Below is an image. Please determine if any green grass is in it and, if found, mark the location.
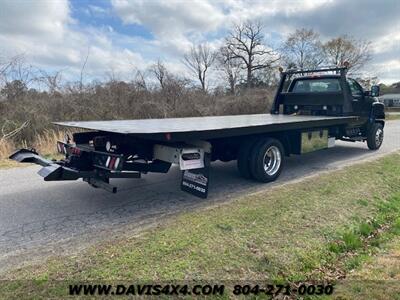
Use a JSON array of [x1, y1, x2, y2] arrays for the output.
[[329, 192, 400, 299], [386, 107, 400, 112], [358, 222, 374, 237], [333, 235, 400, 300], [342, 231, 363, 251], [0, 159, 23, 169], [386, 114, 400, 121], [1, 153, 399, 298]]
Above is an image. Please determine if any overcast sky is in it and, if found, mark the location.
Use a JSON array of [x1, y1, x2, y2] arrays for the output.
[[0, 0, 399, 84]]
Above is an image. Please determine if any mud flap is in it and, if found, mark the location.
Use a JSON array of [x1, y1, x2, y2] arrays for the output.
[[180, 153, 210, 198]]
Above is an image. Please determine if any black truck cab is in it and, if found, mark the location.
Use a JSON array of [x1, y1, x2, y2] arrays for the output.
[[346, 77, 380, 118], [273, 67, 383, 118], [271, 66, 385, 149]]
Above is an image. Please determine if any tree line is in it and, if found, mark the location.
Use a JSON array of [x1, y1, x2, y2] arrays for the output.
[[0, 21, 398, 144], [181, 22, 373, 93], [0, 21, 376, 99]]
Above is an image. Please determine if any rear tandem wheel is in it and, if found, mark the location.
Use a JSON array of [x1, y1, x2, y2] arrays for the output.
[[237, 137, 285, 183]]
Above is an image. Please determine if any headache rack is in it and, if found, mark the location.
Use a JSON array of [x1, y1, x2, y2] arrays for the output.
[[271, 65, 352, 115], [281, 65, 348, 76]]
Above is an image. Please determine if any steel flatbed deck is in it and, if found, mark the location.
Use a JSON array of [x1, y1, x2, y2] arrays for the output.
[[55, 114, 358, 141]]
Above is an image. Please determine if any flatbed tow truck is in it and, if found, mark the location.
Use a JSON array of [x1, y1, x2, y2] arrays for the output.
[[10, 66, 385, 198]]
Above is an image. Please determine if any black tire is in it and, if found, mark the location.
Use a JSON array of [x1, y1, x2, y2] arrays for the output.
[[367, 123, 384, 150], [237, 138, 257, 179], [249, 138, 285, 183]]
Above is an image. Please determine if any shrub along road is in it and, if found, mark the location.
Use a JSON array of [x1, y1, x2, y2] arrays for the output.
[[0, 121, 399, 276]]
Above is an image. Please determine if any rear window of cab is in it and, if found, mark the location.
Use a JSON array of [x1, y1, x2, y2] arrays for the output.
[[291, 78, 342, 93]]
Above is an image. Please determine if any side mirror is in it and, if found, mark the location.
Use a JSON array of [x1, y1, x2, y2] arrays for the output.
[[371, 85, 380, 97]]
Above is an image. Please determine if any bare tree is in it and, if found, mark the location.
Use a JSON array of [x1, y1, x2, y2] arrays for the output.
[[225, 20, 279, 88], [38, 69, 63, 94], [79, 47, 90, 92], [323, 35, 372, 71], [133, 69, 147, 90], [0, 54, 37, 88], [149, 59, 169, 89], [252, 67, 281, 87], [217, 46, 242, 94], [0, 57, 15, 84], [104, 66, 118, 83], [183, 44, 216, 91], [281, 28, 323, 70]]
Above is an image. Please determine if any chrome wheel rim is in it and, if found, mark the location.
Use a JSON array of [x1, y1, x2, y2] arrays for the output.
[[263, 146, 281, 176], [375, 128, 383, 147]]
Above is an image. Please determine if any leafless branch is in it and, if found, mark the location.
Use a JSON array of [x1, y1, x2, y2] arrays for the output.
[[149, 59, 169, 89], [225, 20, 279, 87], [323, 35, 372, 71], [79, 46, 90, 92], [281, 28, 324, 70], [1, 120, 30, 141], [183, 43, 216, 91]]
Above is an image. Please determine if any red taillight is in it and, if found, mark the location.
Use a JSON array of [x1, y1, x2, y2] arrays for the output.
[[104, 156, 121, 170], [71, 147, 81, 155], [57, 142, 66, 154], [109, 157, 116, 169], [114, 157, 120, 169]]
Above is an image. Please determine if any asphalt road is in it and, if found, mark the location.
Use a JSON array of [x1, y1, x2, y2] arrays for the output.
[[1, 121, 399, 273]]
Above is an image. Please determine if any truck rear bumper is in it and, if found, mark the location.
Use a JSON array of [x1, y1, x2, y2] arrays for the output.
[[9, 144, 207, 197], [9, 148, 151, 194]]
